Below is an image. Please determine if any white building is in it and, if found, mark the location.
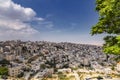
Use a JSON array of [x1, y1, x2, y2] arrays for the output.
[[116, 62, 120, 71], [58, 68, 71, 73]]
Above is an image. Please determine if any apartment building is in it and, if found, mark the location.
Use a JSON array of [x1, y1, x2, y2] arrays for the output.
[[8, 66, 21, 77]]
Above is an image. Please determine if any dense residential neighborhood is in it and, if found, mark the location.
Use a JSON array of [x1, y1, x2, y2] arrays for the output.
[[0, 40, 120, 80], [0, 0, 120, 80]]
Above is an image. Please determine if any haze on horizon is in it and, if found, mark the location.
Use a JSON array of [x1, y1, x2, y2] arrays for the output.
[[0, 0, 104, 46]]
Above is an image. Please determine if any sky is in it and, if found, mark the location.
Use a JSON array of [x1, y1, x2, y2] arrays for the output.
[[0, 0, 105, 45]]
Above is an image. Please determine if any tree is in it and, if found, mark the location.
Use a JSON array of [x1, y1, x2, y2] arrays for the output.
[[91, 0, 120, 55], [17, 72, 24, 78], [40, 64, 46, 69], [0, 67, 8, 75], [0, 59, 10, 66]]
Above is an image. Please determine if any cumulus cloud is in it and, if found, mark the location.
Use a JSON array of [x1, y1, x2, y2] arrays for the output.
[[0, 0, 43, 40]]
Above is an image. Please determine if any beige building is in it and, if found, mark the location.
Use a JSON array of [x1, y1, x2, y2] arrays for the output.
[[58, 68, 71, 73], [116, 62, 120, 71], [5, 54, 16, 61], [8, 66, 21, 77], [0, 47, 3, 53]]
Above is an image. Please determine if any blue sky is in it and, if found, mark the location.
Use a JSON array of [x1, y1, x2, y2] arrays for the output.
[[0, 0, 104, 45]]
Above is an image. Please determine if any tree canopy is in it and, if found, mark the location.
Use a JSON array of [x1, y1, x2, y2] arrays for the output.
[[0, 59, 10, 66], [0, 67, 8, 75], [91, 0, 120, 55]]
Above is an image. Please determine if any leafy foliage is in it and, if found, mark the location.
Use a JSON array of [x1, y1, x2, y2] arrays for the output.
[[40, 64, 46, 69], [0, 67, 8, 75], [0, 59, 10, 66], [91, 0, 120, 54]]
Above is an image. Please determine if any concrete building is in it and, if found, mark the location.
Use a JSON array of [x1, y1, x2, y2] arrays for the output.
[[116, 62, 120, 71], [8, 66, 21, 77], [5, 54, 16, 61]]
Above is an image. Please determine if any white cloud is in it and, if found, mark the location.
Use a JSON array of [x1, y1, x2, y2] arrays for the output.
[[37, 21, 54, 29], [0, 0, 43, 40], [0, 0, 36, 21]]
